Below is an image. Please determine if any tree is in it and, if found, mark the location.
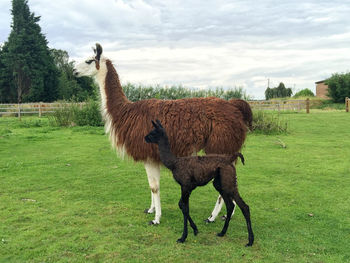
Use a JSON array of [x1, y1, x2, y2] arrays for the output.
[[264, 82, 293, 100], [0, 0, 58, 103], [264, 87, 271, 100], [326, 73, 350, 103], [0, 45, 17, 103], [50, 48, 97, 101]]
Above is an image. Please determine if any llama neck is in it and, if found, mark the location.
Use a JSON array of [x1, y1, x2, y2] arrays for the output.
[[158, 135, 177, 170], [97, 59, 130, 118]]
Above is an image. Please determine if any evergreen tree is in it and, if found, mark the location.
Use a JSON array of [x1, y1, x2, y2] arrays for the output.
[[0, 0, 58, 103], [0, 45, 17, 103], [265, 87, 272, 100], [276, 82, 285, 97]]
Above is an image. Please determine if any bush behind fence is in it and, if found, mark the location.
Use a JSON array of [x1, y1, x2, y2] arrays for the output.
[[48, 100, 103, 127], [122, 83, 250, 101]]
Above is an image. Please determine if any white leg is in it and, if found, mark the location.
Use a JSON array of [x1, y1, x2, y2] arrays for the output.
[[206, 196, 237, 222], [144, 162, 161, 225], [144, 191, 155, 214], [228, 200, 237, 218], [206, 195, 224, 223]]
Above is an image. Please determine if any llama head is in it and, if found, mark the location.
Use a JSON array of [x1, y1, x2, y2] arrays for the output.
[[74, 43, 104, 78], [145, 120, 166, 144]]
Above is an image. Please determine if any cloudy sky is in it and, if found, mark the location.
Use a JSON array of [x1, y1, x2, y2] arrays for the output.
[[1, 0, 350, 99]]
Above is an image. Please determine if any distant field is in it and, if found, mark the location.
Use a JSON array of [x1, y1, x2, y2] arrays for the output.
[[0, 112, 349, 262]]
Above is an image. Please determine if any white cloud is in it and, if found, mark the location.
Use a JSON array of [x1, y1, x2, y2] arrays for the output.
[[1, 0, 350, 99]]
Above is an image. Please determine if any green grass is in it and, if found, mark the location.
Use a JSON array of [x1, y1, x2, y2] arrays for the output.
[[1, 113, 350, 262]]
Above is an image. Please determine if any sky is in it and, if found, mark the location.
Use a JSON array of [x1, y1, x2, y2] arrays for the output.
[[1, 0, 350, 99]]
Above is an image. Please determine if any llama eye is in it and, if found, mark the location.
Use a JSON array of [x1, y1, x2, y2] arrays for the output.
[[86, 60, 94, 64]]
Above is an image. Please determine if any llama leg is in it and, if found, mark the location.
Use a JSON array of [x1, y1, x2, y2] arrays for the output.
[[206, 196, 237, 223], [188, 216, 198, 236], [233, 192, 254, 247], [177, 188, 192, 243], [209, 171, 235, 222], [217, 194, 234, 237], [179, 193, 198, 236], [212, 168, 235, 237], [144, 192, 155, 214], [144, 162, 161, 225], [220, 200, 237, 221], [205, 195, 224, 223]]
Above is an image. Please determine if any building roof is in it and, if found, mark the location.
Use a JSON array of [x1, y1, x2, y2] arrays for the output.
[[315, 80, 327, 84]]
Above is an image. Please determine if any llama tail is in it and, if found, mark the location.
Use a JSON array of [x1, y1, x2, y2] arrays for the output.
[[232, 152, 245, 165], [229, 99, 253, 130]]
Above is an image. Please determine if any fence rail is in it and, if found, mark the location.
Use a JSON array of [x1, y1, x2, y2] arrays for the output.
[[0, 98, 348, 118], [0, 102, 84, 118], [247, 99, 324, 113]]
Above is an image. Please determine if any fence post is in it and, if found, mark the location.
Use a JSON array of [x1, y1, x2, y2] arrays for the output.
[[39, 102, 42, 117], [17, 103, 21, 120], [346, 97, 349, 112], [306, 98, 310, 114]]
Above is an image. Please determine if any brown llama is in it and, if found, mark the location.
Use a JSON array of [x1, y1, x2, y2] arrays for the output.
[[145, 120, 254, 246], [74, 43, 252, 225]]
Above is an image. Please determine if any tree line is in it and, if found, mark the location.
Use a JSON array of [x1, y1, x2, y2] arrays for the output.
[[263, 76, 350, 102], [264, 82, 293, 100]]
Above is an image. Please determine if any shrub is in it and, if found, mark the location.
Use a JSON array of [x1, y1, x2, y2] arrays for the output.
[[293, 89, 314, 98], [49, 100, 103, 127], [48, 104, 75, 127], [252, 111, 288, 134], [316, 100, 345, 110], [73, 100, 103, 126]]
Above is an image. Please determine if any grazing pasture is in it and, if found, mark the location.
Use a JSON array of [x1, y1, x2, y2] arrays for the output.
[[0, 112, 349, 262]]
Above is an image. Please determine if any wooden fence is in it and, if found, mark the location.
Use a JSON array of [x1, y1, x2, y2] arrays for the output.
[[0, 98, 348, 118], [247, 99, 317, 112], [0, 102, 84, 118]]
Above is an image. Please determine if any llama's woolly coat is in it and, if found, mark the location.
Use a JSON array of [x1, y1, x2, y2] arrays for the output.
[[103, 60, 248, 163], [171, 154, 240, 189]]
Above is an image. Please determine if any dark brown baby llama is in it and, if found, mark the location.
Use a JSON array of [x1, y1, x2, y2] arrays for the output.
[[145, 120, 254, 246]]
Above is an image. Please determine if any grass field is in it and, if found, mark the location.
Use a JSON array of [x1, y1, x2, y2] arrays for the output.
[[1, 112, 350, 262]]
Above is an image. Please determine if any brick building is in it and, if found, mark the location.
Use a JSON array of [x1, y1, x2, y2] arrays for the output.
[[315, 80, 329, 99]]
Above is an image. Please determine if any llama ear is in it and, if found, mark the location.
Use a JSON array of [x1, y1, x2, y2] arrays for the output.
[[151, 120, 158, 128], [95, 43, 103, 61], [156, 119, 163, 128]]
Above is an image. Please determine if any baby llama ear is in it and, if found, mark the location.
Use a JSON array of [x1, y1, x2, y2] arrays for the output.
[[151, 120, 158, 128], [156, 119, 163, 128]]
